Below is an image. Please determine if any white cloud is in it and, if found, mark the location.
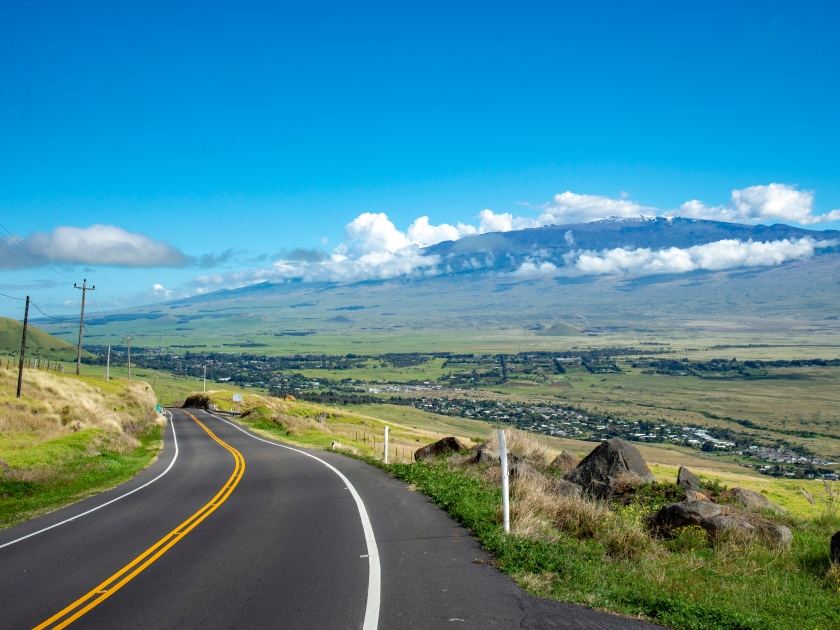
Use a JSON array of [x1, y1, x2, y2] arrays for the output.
[[670, 183, 840, 225], [406, 216, 477, 247], [345, 213, 413, 253], [0, 224, 189, 269], [476, 209, 540, 233], [537, 191, 654, 225], [569, 237, 836, 276], [511, 260, 559, 277]]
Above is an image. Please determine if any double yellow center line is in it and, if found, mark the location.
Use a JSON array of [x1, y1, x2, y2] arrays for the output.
[[34, 412, 245, 630]]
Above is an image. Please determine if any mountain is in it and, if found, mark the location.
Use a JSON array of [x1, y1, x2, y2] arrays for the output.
[[0, 318, 85, 359], [33, 218, 840, 345], [426, 217, 840, 274]]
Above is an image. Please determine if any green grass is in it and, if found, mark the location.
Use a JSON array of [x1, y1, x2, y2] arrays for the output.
[[0, 423, 163, 529], [0, 317, 86, 360], [374, 459, 840, 630]]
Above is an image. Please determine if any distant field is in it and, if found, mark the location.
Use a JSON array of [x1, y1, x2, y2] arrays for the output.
[[31, 299, 840, 461], [347, 403, 829, 517]]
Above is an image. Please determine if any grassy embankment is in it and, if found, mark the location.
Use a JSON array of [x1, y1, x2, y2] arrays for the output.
[[0, 365, 164, 529], [198, 389, 840, 630]]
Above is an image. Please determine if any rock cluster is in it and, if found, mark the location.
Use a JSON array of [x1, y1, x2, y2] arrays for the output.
[[563, 438, 655, 499], [413, 437, 468, 461], [413, 436, 797, 548], [649, 465, 792, 546]]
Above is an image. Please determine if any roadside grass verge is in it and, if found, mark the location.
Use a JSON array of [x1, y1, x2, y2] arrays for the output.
[[375, 459, 840, 630], [192, 389, 840, 629], [0, 366, 164, 529]]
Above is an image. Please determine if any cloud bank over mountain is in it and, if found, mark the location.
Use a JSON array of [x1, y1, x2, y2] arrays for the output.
[[568, 237, 837, 276], [145, 183, 840, 300]]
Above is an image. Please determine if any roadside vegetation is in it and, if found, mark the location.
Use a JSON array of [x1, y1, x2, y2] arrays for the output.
[[199, 388, 840, 630], [377, 432, 840, 630], [0, 365, 164, 529]]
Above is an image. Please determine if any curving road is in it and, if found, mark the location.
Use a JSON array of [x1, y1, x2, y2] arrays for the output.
[[0, 409, 661, 629]]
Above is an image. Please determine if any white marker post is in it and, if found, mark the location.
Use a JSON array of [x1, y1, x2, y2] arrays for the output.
[[498, 429, 510, 533], [384, 426, 389, 464]]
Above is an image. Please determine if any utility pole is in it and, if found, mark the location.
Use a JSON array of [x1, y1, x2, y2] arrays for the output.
[[74, 279, 95, 375], [106, 345, 111, 382], [124, 336, 133, 381], [16, 296, 30, 398], [203, 365, 207, 392]]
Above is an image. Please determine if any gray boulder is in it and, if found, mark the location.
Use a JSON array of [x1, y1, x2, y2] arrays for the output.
[[549, 451, 581, 473], [650, 500, 721, 531], [677, 467, 702, 492], [761, 524, 793, 547], [731, 487, 784, 513], [551, 479, 582, 498], [700, 515, 755, 536], [510, 461, 539, 480], [469, 444, 521, 466], [470, 444, 500, 464], [414, 437, 467, 461], [564, 438, 655, 497]]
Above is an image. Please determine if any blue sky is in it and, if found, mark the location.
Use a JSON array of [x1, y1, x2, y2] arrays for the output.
[[2, 1, 839, 317]]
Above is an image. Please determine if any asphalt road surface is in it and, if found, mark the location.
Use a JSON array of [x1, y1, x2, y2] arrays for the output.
[[0, 408, 663, 629]]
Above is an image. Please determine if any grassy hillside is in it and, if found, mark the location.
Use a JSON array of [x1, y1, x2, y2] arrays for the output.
[[0, 366, 164, 528], [188, 389, 840, 629], [0, 317, 88, 360]]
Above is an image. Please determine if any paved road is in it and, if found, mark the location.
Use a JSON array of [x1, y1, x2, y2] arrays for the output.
[[0, 409, 662, 629]]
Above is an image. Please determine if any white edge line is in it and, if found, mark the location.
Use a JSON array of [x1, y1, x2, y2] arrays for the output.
[[0, 411, 180, 550], [205, 411, 381, 630]]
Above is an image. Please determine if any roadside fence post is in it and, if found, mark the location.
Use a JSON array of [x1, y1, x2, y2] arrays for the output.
[[384, 426, 389, 464], [498, 429, 510, 533]]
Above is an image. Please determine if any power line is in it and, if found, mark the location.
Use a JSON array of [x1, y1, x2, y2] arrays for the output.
[[28, 301, 71, 323], [0, 222, 76, 283], [0, 292, 26, 301]]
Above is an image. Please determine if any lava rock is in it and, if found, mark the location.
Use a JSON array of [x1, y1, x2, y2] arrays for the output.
[[677, 466, 702, 492], [469, 444, 522, 466], [549, 451, 581, 473], [832, 531, 840, 562], [700, 515, 755, 536], [761, 524, 793, 547], [650, 500, 722, 531], [731, 487, 784, 513], [564, 438, 655, 497], [510, 462, 539, 480], [551, 479, 582, 498], [414, 437, 467, 461]]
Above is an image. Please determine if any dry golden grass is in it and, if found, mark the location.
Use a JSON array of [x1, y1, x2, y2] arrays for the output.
[[484, 428, 554, 465], [0, 365, 163, 461]]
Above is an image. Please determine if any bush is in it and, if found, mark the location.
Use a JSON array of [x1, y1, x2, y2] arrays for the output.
[[183, 393, 211, 409]]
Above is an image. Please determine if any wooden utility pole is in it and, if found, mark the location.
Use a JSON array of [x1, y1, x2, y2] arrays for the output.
[[106, 345, 111, 381], [74, 279, 94, 375], [16, 296, 30, 398], [203, 364, 207, 392], [124, 336, 133, 381]]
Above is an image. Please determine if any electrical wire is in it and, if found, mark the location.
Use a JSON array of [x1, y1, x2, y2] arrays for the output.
[[0, 222, 77, 283], [29, 301, 71, 323], [0, 292, 26, 301]]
